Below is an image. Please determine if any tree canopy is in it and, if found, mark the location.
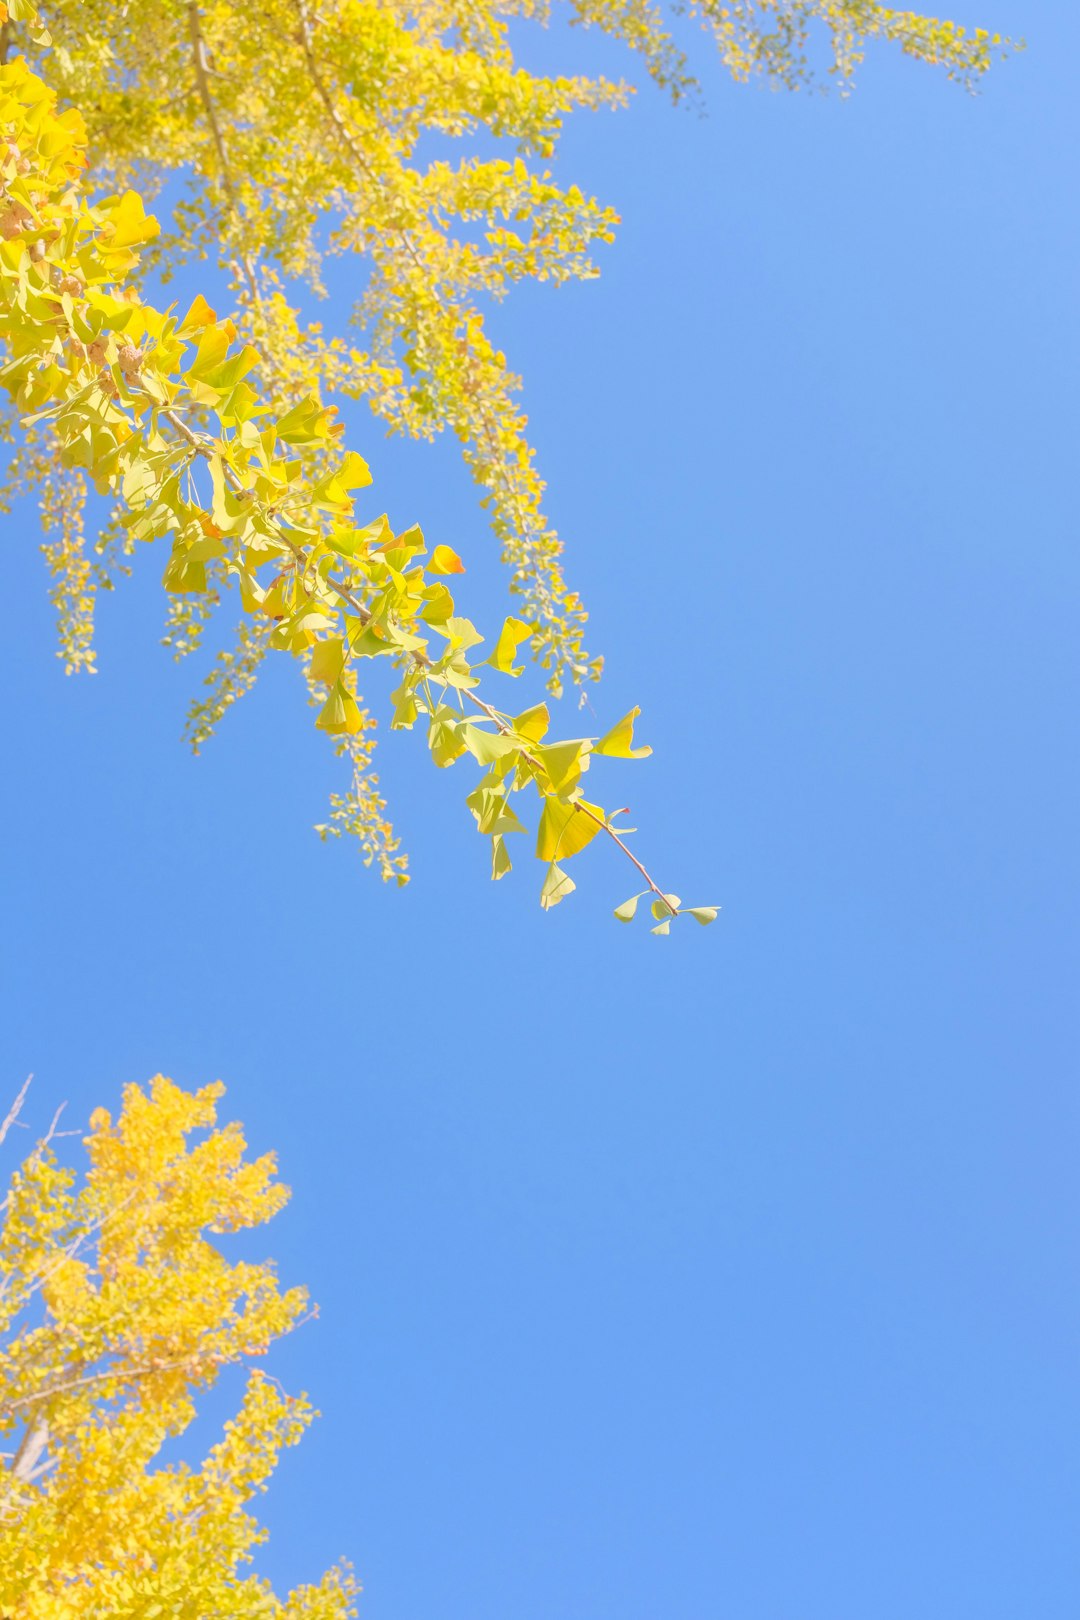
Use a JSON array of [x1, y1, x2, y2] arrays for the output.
[[0, 0, 1012, 925], [1, 1075, 357, 1617], [0, 3, 1016, 926], [0, 2, 1018, 1605]]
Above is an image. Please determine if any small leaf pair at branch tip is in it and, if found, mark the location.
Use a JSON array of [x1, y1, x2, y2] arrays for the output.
[[614, 893, 720, 933]]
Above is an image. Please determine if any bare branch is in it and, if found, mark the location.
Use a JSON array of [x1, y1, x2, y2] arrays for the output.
[[9, 1413, 48, 1484], [0, 1076, 32, 1150]]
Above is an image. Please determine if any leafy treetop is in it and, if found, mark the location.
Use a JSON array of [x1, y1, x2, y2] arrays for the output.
[[0, 1073, 356, 1619]]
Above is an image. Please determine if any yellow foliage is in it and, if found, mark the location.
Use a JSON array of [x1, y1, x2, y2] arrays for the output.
[[0, 32, 716, 923], [0, 0, 1011, 924], [0, 1076, 357, 1619], [18, 0, 1013, 697]]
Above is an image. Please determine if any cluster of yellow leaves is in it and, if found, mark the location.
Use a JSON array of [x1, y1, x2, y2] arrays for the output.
[[29, 0, 625, 696], [0, 0, 1010, 920], [0, 1075, 357, 1619], [692, 2, 1012, 90], [0, 27, 712, 925], [20, 0, 1013, 701]]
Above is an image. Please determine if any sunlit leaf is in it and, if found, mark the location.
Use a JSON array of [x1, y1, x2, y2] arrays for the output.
[[594, 706, 652, 759], [429, 543, 466, 575], [536, 796, 604, 862], [539, 861, 576, 910], [488, 615, 533, 674]]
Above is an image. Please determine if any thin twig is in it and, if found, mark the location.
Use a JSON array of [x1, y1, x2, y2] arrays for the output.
[[41, 1102, 65, 1145], [0, 1085, 77, 1217], [0, 1076, 32, 1150]]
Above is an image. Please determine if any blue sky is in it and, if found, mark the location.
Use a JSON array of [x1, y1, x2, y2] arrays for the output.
[[3, 3, 1079, 1616]]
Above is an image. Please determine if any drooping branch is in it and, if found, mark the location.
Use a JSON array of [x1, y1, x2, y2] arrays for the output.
[[159, 405, 678, 913]]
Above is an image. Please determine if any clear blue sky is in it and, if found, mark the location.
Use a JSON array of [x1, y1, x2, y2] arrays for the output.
[[3, 4, 1078, 1616]]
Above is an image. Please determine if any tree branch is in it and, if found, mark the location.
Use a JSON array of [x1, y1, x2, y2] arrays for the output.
[[9, 1413, 48, 1484], [0, 1076, 32, 1150], [185, 3, 260, 307], [157, 403, 676, 912]]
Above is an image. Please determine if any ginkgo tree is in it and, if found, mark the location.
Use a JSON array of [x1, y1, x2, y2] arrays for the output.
[[0, 1074, 358, 1618], [0, 3, 1018, 1603], [0, 0, 1013, 926]]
